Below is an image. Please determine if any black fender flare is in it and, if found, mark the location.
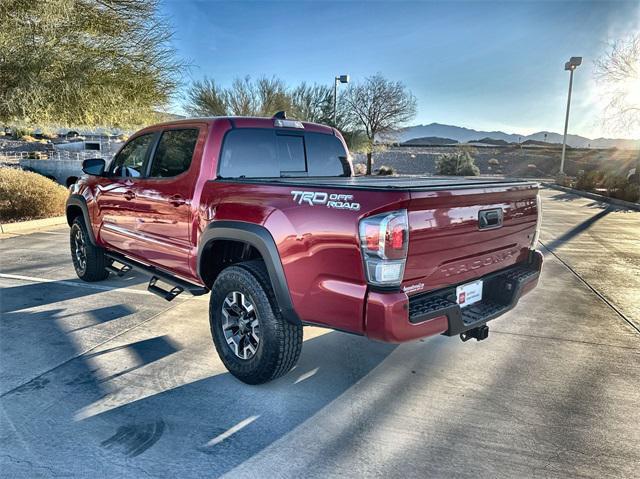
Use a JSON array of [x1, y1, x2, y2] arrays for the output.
[[66, 194, 97, 245], [197, 221, 300, 325]]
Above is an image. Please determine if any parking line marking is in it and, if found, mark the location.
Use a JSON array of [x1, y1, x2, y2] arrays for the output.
[[204, 416, 260, 447], [0, 273, 153, 296]]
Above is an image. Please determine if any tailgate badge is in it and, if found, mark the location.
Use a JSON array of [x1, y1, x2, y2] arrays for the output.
[[403, 283, 424, 294]]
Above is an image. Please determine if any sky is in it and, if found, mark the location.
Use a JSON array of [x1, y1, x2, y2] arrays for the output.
[[160, 0, 640, 139]]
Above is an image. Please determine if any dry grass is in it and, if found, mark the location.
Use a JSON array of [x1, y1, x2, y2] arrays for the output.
[[0, 168, 68, 222]]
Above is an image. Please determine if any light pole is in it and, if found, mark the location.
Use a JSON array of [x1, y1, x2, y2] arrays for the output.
[[333, 74, 349, 126], [560, 56, 582, 176]]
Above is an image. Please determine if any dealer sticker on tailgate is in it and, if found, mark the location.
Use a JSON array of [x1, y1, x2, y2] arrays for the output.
[[456, 280, 483, 307]]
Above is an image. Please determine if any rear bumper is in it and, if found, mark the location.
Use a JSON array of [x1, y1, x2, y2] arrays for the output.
[[364, 250, 543, 343]]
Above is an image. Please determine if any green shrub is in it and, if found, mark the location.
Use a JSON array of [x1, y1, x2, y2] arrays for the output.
[[436, 150, 480, 176], [0, 168, 68, 222]]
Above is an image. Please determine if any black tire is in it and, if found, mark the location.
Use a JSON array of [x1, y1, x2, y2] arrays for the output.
[[70, 216, 110, 282], [209, 260, 303, 385]]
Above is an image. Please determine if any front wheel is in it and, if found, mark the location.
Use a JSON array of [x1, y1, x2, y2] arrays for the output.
[[209, 260, 303, 384], [70, 217, 110, 282]]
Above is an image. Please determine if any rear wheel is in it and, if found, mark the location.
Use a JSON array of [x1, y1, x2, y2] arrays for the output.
[[209, 260, 303, 384], [70, 217, 110, 282]]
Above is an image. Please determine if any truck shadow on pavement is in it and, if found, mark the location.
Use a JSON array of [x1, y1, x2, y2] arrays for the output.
[[1, 317, 404, 476], [1, 276, 407, 476], [541, 206, 612, 254]]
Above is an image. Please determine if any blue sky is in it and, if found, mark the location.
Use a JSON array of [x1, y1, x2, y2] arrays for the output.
[[160, 0, 640, 139]]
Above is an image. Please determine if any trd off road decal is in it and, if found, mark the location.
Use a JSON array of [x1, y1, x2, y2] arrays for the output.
[[291, 190, 360, 211]]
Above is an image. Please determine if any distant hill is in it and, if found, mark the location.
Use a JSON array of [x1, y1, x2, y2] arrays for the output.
[[521, 139, 562, 147], [402, 136, 458, 146], [471, 137, 510, 146], [380, 122, 640, 149]]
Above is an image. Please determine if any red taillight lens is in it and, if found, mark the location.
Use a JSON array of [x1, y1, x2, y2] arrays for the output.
[[359, 210, 409, 286], [364, 223, 380, 252]]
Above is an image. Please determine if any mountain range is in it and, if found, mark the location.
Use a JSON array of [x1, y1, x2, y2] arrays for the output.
[[385, 123, 640, 149]]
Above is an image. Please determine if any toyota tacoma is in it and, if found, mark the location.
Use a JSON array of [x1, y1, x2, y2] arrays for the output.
[[66, 114, 543, 384]]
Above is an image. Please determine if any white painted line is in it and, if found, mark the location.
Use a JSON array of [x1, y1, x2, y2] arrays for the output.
[[294, 367, 319, 384], [204, 415, 260, 447], [0, 273, 152, 296]]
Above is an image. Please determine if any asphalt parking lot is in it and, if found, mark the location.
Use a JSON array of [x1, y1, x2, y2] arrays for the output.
[[1, 187, 639, 478]]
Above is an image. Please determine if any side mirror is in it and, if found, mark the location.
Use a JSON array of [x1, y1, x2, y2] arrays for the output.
[[82, 158, 106, 176]]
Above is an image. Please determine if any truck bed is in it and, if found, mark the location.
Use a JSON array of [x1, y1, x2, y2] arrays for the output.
[[215, 176, 537, 191]]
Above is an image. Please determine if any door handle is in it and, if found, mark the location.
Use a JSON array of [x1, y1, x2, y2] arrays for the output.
[[124, 190, 135, 201], [169, 195, 186, 207]]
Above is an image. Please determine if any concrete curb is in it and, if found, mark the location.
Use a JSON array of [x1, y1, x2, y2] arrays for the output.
[[0, 215, 67, 234], [543, 183, 640, 212]]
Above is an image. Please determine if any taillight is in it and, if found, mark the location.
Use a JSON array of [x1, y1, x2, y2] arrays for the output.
[[359, 210, 409, 287], [531, 194, 542, 248]]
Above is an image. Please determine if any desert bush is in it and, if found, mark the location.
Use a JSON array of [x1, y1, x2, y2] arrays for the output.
[[488, 158, 499, 166], [436, 150, 480, 176], [576, 170, 604, 191], [353, 163, 367, 175], [376, 165, 396, 176], [0, 168, 68, 222], [12, 127, 32, 139], [620, 183, 640, 202]]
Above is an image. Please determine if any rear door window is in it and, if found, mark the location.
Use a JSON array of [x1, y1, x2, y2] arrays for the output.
[[305, 133, 350, 177], [218, 129, 278, 178], [149, 129, 199, 178], [276, 134, 306, 176]]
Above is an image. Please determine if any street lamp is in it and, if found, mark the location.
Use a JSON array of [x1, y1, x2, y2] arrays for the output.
[[560, 56, 582, 176], [333, 74, 349, 126]]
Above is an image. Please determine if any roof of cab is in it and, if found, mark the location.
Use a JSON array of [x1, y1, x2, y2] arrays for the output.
[[138, 116, 336, 135]]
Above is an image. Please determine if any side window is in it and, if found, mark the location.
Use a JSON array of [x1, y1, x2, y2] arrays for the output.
[[149, 129, 199, 178], [305, 133, 351, 177], [111, 134, 154, 178], [276, 134, 306, 175], [219, 129, 278, 178]]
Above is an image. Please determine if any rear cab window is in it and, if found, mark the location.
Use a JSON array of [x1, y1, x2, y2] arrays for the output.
[[218, 128, 350, 178]]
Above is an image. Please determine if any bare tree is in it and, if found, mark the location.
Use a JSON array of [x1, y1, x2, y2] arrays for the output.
[[594, 34, 640, 134], [342, 74, 417, 174]]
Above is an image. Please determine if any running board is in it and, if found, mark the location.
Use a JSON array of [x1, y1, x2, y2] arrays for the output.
[[148, 276, 184, 302], [106, 261, 132, 277], [105, 252, 208, 300]]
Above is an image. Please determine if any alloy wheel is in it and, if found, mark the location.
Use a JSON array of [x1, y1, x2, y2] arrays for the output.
[[221, 291, 260, 360], [73, 227, 87, 275]]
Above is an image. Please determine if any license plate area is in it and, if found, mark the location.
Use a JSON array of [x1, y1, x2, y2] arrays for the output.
[[456, 280, 483, 308]]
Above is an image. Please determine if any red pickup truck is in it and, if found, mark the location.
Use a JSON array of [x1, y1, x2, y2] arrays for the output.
[[67, 115, 542, 384]]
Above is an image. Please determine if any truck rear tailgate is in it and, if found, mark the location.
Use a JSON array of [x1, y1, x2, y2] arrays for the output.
[[403, 182, 539, 295]]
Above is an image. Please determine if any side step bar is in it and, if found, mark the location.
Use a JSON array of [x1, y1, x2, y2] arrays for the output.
[[106, 252, 208, 301]]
